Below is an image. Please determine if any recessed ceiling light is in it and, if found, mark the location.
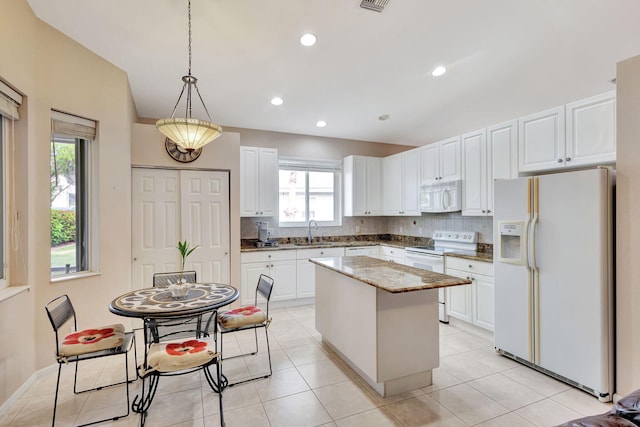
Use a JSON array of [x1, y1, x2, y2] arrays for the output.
[[432, 65, 447, 77], [270, 97, 283, 106], [300, 33, 317, 47], [316, 120, 327, 128]]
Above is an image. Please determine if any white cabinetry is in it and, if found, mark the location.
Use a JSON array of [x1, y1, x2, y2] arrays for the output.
[[462, 121, 518, 216], [345, 246, 379, 257], [420, 137, 461, 184], [565, 91, 616, 168], [296, 247, 344, 298], [445, 257, 494, 331], [344, 155, 382, 216], [519, 91, 616, 173], [240, 250, 296, 304], [378, 245, 407, 265], [519, 106, 566, 172], [240, 147, 278, 217], [382, 149, 421, 216]]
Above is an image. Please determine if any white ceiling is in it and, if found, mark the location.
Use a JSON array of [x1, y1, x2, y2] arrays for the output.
[[27, 0, 640, 146]]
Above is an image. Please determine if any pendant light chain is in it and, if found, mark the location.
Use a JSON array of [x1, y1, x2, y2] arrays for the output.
[[155, 0, 222, 151]]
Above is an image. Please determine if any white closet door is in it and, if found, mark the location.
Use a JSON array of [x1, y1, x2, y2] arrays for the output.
[[180, 170, 230, 284], [132, 168, 230, 289]]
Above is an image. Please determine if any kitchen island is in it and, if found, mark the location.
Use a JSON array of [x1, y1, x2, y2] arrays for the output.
[[310, 256, 471, 397]]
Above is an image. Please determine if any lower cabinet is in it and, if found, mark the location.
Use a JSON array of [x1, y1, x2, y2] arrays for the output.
[[241, 247, 345, 304], [445, 257, 494, 331], [378, 245, 408, 265], [296, 247, 345, 298], [240, 250, 297, 305], [344, 246, 379, 257]]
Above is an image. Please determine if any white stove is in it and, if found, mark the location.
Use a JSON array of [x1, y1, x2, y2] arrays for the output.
[[405, 230, 478, 323]]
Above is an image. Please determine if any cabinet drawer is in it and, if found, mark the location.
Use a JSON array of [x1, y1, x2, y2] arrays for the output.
[[345, 246, 378, 257], [380, 245, 405, 258], [296, 247, 344, 260], [446, 257, 493, 276], [241, 249, 296, 264]]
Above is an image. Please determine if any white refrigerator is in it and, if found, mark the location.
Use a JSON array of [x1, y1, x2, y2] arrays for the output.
[[493, 168, 614, 401]]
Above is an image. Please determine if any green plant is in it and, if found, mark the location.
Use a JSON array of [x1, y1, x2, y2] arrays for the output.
[[50, 209, 76, 246], [177, 240, 198, 283]]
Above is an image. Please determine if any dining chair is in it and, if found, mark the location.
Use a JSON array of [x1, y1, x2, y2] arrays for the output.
[[135, 311, 225, 426], [45, 294, 135, 426], [216, 274, 274, 386], [150, 270, 211, 340], [152, 270, 196, 287]]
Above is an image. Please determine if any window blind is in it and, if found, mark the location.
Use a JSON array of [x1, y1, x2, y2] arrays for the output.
[[51, 110, 97, 140], [279, 157, 341, 172], [0, 80, 22, 120]]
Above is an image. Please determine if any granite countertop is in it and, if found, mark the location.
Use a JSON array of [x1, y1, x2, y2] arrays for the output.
[[310, 256, 472, 293], [240, 240, 406, 252], [445, 251, 494, 263]]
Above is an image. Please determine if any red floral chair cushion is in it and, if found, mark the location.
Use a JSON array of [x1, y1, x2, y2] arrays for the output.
[[217, 305, 267, 329], [59, 324, 125, 357], [147, 338, 218, 373]]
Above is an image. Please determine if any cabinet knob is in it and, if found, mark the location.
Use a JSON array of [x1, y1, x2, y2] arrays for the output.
[[557, 158, 563, 163], [469, 265, 472, 268], [256, 211, 259, 214], [565, 157, 571, 162], [320, 251, 324, 255], [487, 209, 491, 213], [482, 210, 486, 213]]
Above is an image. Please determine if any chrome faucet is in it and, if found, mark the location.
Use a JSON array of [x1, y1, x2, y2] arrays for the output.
[[307, 220, 318, 244]]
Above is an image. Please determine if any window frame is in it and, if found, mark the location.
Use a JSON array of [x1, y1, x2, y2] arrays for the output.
[[277, 158, 342, 228], [50, 133, 96, 280], [0, 118, 6, 289]]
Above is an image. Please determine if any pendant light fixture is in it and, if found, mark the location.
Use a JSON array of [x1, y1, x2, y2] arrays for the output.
[[156, 0, 222, 152]]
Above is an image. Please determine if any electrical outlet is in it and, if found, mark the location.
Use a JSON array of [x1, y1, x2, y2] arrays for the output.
[[355, 225, 360, 234]]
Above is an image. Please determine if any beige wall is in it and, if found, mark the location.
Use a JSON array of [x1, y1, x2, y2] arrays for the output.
[[225, 126, 411, 159], [0, 0, 135, 405], [615, 54, 640, 396], [131, 124, 242, 296]]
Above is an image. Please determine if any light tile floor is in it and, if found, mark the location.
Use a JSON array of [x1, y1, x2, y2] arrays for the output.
[[1, 304, 613, 426]]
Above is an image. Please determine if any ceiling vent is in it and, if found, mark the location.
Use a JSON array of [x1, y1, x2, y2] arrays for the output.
[[360, 0, 389, 12]]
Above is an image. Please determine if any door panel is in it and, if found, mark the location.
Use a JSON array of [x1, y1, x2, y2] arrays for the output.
[[132, 168, 230, 290]]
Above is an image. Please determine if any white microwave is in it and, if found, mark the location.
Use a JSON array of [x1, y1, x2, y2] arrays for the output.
[[420, 180, 462, 213]]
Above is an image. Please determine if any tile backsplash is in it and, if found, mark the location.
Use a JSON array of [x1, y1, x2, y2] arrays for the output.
[[241, 212, 493, 243]]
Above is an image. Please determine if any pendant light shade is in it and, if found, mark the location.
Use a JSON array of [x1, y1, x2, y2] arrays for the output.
[[156, 0, 222, 152], [156, 117, 222, 151]]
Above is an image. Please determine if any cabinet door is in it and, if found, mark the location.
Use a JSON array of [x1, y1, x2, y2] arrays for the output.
[[565, 91, 616, 167], [439, 136, 462, 181], [383, 154, 403, 215], [420, 144, 440, 184], [240, 147, 260, 216], [518, 106, 566, 172], [258, 148, 278, 217], [296, 259, 316, 298], [473, 273, 494, 331], [241, 262, 270, 305], [489, 120, 518, 181], [366, 157, 383, 215], [445, 268, 472, 323], [270, 260, 297, 301], [402, 150, 421, 216], [461, 130, 487, 216]]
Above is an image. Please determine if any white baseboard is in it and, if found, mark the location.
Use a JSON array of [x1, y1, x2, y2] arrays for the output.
[[0, 364, 58, 422]]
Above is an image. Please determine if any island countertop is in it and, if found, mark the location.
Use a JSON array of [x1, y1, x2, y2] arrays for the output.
[[310, 256, 471, 293]]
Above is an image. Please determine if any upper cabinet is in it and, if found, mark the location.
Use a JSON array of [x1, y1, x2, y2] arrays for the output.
[[462, 121, 518, 216], [518, 106, 566, 172], [461, 129, 488, 216], [240, 146, 278, 217], [519, 91, 616, 173], [343, 155, 382, 216], [383, 148, 421, 216], [420, 136, 461, 184], [565, 91, 616, 168]]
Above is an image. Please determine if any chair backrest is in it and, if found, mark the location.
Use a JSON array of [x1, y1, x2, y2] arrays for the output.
[[256, 274, 274, 303], [45, 294, 77, 333], [153, 270, 197, 287]]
